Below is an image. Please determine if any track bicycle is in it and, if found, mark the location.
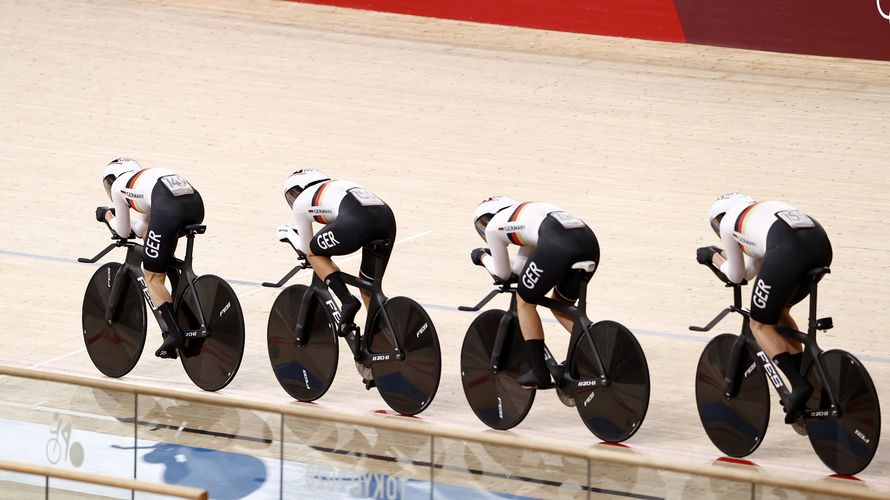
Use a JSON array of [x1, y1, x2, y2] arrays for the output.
[[264, 228, 441, 415], [80, 218, 245, 391], [459, 260, 650, 442], [691, 261, 881, 475]]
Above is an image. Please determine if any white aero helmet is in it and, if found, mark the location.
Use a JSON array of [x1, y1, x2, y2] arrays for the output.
[[474, 196, 519, 240], [283, 169, 331, 207], [102, 158, 141, 199], [708, 192, 754, 235]]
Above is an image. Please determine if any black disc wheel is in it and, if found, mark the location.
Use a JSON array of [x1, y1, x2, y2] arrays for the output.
[[267, 285, 338, 402], [82, 263, 147, 378], [369, 297, 441, 416], [460, 309, 534, 430], [571, 321, 649, 442], [695, 333, 770, 457], [176, 275, 245, 392], [805, 350, 881, 475]]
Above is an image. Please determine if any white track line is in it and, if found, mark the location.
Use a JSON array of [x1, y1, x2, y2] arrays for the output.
[[30, 348, 86, 369]]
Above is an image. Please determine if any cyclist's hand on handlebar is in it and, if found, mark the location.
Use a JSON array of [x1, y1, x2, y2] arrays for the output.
[[276, 224, 298, 242], [471, 247, 491, 266], [275, 224, 309, 262], [95, 206, 115, 222], [696, 246, 722, 265], [492, 273, 518, 286]]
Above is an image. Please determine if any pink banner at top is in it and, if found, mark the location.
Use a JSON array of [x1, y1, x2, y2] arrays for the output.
[[295, 0, 687, 42], [291, 0, 890, 61]]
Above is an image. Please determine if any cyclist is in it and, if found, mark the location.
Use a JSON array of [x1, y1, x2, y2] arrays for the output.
[[280, 169, 396, 331], [471, 197, 600, 389], [698, 192, 832, 423], [97, 158, 205, 359]]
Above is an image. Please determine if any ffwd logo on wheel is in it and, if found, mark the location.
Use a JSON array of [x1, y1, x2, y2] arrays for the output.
[[879, 0, 890, 21]]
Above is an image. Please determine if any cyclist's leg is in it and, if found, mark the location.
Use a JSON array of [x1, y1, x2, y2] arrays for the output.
[[514, 221, 573, 388], [143, 271, 173, 306], [550, 226, 600, 333], [778, 306, 799, 332], [357, 203, 396, 308], [752, 223, 831, 421], [749, 222, 808, 355], [144, 185, 204, 358], [753, 222, 833, 354], [308, 198, 367, 325], [750, 292, 813, 423], [549, 290, 575, 332], [516, 242, 566, 342], [779, 222, 832, 377], [515, 293, 552, 389], [516, 294, 545, 340], [516, 264, 551, 387]]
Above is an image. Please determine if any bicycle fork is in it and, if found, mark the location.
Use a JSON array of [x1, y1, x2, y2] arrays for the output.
[[721, 336, 787, 399], [105, 264, 160, 326], [488, 314, 514, 372], [104, 264, 132, 324], [293, 288, 332, 347]]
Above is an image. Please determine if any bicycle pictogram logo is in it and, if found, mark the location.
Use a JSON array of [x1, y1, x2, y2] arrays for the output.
[[46, 413, 85, 467]]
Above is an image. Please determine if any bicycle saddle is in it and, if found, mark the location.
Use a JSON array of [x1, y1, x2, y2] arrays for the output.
[[806, 266, 831, 282], [182, 224, 206, 235], [571, 261, 597, 273], [366, 239, 391, 253]]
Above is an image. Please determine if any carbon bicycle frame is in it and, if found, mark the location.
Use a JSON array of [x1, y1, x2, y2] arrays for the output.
[[691, 269, 841, 419], [264, 240, 403, 365], [463, 271, 611, 393], [80, 230, 209, 339]]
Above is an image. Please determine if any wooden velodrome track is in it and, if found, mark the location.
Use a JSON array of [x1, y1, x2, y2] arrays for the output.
[[1, 0, 889, 494]]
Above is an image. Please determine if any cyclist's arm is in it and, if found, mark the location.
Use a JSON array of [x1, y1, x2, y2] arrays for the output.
[[744, 256, 760, 280], [131, 213, 148, 238], [512, 246, 532, 275], [718, 228, 746, 283], [291, 200, 313, 254], [107, 187, 131, 238], [481, 227, 512, 280]]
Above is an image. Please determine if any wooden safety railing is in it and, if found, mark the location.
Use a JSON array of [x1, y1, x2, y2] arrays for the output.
[[0, 364, 884, 499], [0, 458, 207, 499]]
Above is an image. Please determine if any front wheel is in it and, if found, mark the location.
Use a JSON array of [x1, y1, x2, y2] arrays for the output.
[[805, 350, 881, 475], [369, 297, 441, 415], [460, 309, 534, 430], [571, 321, 649, 442], [176, 275, 245, 391], [695, 333, 770, 457], [82, 263, 147, 378], [267, 285, 339, 402]]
